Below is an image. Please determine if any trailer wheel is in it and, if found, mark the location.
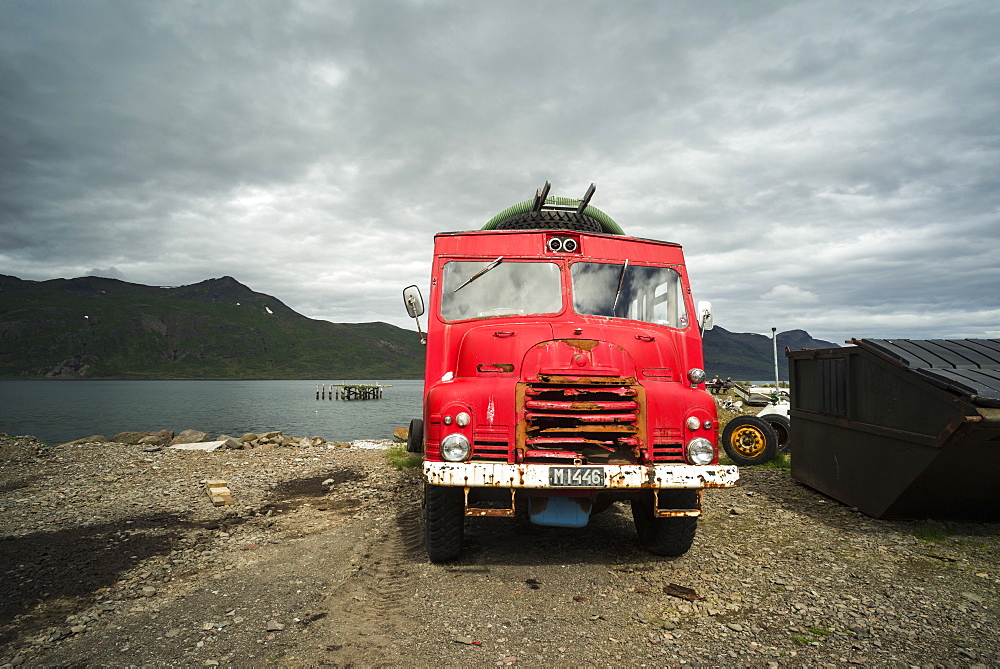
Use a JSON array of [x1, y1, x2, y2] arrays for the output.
[[424, 484, 464, 562], [630, 490, 698, 557], [406, 418, 424, 453], [721, 415, 778, 465], [761, 414, 790, 452], [494, 209, 604, 232]]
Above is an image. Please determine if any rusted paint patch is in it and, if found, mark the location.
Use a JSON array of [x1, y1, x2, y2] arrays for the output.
[[477, 362, 515, 373], [464, 486, 516, 516], [424, 462, 739, 489], [526, 386, 637, 397], [524, 412, 637, 424], [654, 488, 702, 518], [532, 425, 635, 433], [525, 400, 639, 411], [561, 339, 600, 352], [535, 375, 638, 386]]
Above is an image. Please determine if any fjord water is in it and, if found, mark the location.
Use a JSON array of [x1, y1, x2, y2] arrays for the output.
[[0, 379, 423, 445]]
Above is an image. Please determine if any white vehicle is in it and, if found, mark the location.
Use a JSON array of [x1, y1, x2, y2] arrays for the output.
[[721, 328, 792, 464], [756, 398, 790, 452]]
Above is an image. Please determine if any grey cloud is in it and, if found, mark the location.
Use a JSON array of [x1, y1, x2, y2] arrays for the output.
[[86, 266, 126, 280], [1, 0, 997, 342]]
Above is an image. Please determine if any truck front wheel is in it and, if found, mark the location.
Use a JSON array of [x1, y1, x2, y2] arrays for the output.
[[424, 484, 464, 562], [630, 490, 698, 557]]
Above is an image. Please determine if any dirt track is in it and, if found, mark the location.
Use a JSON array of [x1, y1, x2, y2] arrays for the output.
[[1, 434, 998, 667]]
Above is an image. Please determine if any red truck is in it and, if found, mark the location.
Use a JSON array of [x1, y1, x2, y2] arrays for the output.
[[403, 182, 739, 562]]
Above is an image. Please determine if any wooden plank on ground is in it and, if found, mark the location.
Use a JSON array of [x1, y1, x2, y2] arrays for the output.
[[205, 479, 234, 506]]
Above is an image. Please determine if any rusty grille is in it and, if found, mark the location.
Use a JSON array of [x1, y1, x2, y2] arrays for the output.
[[518, 376, 644, 464], [473, 425, 511, 462], [652, 428, 685, 463]]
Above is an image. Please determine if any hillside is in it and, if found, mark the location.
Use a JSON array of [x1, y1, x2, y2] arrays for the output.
[[0, 274, 835, 381], [0, 275, 425, 379], [703, 326, 839, 381]]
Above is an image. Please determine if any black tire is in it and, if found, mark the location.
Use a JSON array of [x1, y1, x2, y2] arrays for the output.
[[494, 210, 603, 232], [760, 414, 790, 452], [424, 484, 464, 562], [630, 490, 698, 557], [406, 418, 424, 453], [721, 415, 778, 466]]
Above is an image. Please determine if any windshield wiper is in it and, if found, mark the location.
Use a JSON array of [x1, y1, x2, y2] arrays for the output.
[[612, 259, 629, 311], [454, 256, 503, 293]]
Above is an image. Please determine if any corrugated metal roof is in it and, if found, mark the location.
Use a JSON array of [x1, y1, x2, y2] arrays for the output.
[[856, 339, 1000, 408]]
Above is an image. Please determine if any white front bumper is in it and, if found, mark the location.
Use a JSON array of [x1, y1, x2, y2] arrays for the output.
[[423, 461, 739, 489]]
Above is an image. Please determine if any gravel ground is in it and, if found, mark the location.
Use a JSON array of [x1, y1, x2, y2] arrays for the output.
[[1, 432, 997, 667]]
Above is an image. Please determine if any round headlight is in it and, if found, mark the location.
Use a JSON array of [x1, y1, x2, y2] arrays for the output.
[[687, 368, 706, 385], [686, 416, 701, 431], [686, 437, 715, 465], [440, 433, 471, 462], [456, 411, 471, 427]]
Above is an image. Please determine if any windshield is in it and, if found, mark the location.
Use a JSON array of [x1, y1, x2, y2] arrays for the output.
[[571, 262, 689, 328], [441, 261, 563, 320]]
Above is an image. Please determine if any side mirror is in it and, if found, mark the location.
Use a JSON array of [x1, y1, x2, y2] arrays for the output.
[[697, 300, 714, 332], [403, 285, 426, 344], [403, 285, 425, 319]]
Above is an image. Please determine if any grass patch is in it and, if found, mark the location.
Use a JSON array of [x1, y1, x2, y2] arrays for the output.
[[791, 627, 831, 646], [718, 451, 791, 470], [385, 444, 422, 470], [760, 451, 792, 470], [913, 521, 950, 543]]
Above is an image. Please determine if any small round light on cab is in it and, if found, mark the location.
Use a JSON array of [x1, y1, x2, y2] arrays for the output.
[[687, 368, 706, 385], [686, 416, 701, 431], [456, 412, 471, 427], [443, 415, 453, 425]]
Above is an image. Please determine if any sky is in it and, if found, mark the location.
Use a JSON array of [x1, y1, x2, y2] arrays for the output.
[[2, 0, 998, 343]]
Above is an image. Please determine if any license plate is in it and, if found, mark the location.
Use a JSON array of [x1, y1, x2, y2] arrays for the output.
[[549, 466, 606, 487]]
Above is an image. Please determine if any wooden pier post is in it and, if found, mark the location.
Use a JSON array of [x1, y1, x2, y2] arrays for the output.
[[325, 382, 392, 401]]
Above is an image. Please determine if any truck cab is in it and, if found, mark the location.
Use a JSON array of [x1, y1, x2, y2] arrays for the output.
[[404, 183, 738, 561]]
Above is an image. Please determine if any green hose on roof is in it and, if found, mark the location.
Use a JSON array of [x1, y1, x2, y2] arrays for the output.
[[481, 193, 625, 235]]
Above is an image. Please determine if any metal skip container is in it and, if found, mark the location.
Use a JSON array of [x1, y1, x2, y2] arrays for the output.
[[787, 339, 1000, 520]]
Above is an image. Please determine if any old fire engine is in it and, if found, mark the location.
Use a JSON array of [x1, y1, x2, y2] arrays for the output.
[[403, 182, 738, 561]]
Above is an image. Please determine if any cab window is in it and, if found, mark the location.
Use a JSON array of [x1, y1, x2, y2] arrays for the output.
[[571, 262, 688, 328], [441, 260, 563, 320]]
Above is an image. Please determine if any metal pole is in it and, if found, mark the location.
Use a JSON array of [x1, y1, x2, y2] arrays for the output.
[[772, 327, 780, 389]]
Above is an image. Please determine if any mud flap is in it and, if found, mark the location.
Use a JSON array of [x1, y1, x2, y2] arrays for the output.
[[528, 496, 592, 528]]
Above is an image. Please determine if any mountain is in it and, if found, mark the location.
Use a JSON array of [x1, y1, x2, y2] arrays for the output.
[[0, 273, 835, 381], [702, 326, 840, 381], [0, 275, 425, 379]]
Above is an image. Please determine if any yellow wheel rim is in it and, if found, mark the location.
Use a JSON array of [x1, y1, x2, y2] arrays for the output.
[[730, 425, 766, 458]]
